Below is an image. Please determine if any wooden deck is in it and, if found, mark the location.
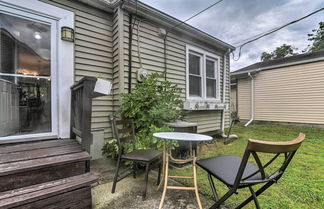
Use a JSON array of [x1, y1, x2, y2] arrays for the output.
[[0, 139, 97, 209]]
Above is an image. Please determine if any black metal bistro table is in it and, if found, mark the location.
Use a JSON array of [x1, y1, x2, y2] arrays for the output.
[[153, 132, 212, 209]]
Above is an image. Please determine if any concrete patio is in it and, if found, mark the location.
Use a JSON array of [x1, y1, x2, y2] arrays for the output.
[[91, 159, 215, 209]]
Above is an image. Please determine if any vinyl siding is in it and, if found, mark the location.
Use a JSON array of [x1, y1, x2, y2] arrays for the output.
[[41, 0, 114, 139], [231, 85, 237, 111], [254, 61, 324, 124], [121, 12, 231, 133], [237, 78, 251, 120], [237, 60, 324, 124]]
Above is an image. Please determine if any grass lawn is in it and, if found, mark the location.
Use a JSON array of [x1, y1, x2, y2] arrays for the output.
[[170, 123, 324, 209]]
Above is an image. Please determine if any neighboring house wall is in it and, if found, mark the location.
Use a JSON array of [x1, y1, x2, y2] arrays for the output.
[[236, 61, 324, 124], [41, 0, 114, 139], [237, 78, 251, 120], [231, 85, 237, 111], [120, 11, 231, 133]]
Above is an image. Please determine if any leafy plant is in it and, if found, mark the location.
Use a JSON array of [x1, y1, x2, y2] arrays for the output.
[[261, 44, 298, 61], [307, 22, 324, 52], [119, 73, 183, 129], [102, 73, 183, 158], [102, 138, 119, 159], [136, 125, 179, 150], [119, 72, 183, 150]]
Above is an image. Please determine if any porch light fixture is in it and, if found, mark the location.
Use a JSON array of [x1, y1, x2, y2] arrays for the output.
[[61, 26, 74, 42], [34, 32, 42, 40]]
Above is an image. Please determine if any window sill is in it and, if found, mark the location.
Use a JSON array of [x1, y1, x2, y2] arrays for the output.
[[183, 100, 228, 111]]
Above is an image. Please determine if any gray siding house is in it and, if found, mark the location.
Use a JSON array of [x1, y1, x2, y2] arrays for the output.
[[0, 0, 234, 158]]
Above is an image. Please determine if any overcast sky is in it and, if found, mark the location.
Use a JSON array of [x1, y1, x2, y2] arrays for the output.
[[140, 0, 324, 71]]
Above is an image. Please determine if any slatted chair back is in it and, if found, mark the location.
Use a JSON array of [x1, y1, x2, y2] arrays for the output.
[[109, 116, 136, 156], [233, 133, 305, 188], [70, 77, 97, 153]]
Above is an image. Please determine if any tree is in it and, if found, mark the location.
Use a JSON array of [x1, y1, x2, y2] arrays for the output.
[[307, 22, 324, 52], [260, 52, 273, 61], [261, 44, 298, 61]]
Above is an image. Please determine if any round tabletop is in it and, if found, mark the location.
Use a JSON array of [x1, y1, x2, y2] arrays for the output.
[[153, 132, 212, 142]]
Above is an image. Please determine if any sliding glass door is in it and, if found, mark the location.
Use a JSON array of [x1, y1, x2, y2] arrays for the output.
[[0, 7, 57, 139]]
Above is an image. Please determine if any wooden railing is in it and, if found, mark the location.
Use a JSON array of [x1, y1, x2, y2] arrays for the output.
[[70, 77, 98, 153]]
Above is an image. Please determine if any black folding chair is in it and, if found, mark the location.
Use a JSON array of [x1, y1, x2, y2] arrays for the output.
[[197, 133, 305, 209], [109, 116, 162, 200]]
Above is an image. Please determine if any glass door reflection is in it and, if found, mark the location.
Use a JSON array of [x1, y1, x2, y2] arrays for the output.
[[0, 12, 52, 137]]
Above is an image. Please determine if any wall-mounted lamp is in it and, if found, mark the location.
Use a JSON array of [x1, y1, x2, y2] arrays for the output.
[[34, 32, 42, 40], [61, 26, 74, 42]]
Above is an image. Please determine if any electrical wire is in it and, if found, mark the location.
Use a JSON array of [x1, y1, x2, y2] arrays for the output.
[[130, 0, 138, 30], [231, 26, 282, 46], [135, 19, 143, 69], [168, 0, 224, 34], [161, 0, 225, 79], [232, 7, 324, 61]]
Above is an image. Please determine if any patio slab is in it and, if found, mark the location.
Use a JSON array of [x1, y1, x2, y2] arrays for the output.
[[91, 159, 216, 209]]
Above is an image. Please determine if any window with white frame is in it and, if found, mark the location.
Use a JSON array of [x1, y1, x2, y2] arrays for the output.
[[186, 45, 220, 101]]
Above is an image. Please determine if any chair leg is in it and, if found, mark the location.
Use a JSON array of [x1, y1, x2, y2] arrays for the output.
[[142, 163, 150, 200], [208, 174, 219, 201], [112, 158, 122, 193], [157, 161, 162, 185], [235, 181, 275, 209], [248, 186, 260, 209], [133, 162, 137, 179], [85, 160, 91, 172], [209, 189, 236, 209]]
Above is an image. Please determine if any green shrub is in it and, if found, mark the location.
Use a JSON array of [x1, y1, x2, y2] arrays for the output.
[[119, 73, 184, 131], [119, 73, 183, 150], [102, 73, 184, 158], [102, 138, 118, 159]]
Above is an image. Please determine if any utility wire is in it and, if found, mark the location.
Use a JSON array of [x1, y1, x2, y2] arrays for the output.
[[168, 0, 224, 34], [232, 26, 282, 46], [232, 7, 324, 61]]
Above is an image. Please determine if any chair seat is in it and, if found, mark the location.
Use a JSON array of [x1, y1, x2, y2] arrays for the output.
[[197, 155, 267, 187], [121, 149, 162, 162]]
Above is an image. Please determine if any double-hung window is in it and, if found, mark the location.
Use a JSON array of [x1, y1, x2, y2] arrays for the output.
[[186, 45, 220, 101]]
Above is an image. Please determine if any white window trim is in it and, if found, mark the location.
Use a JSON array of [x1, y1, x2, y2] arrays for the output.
[[186, 45, 221, 102], [0, 0, 74, 142]]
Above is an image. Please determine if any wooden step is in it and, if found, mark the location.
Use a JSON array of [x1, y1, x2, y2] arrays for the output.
[[0, 173, 98, 209], [0, 139, 91, 192]]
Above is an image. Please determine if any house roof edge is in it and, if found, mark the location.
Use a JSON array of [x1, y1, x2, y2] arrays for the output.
[[231, 50, 324, 77], [121, 0, 235, 51]]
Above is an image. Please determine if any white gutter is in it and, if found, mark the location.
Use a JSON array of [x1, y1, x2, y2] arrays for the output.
[[245, 72, 254, 126]]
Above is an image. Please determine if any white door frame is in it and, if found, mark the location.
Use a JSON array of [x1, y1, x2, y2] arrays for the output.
[[0, 0, 74, 143]]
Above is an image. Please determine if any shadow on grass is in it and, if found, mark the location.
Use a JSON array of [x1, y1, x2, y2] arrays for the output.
[[170, 123, 324, 209]]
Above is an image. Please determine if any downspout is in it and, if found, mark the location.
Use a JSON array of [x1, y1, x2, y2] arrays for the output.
[[128, 14, 133, 93], [245, 72, 254, 126]]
